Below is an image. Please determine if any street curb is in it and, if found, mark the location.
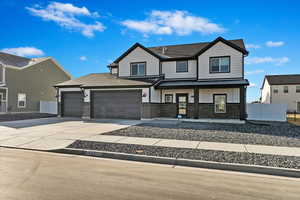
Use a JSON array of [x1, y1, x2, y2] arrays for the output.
[[51, 148, 300, 178]]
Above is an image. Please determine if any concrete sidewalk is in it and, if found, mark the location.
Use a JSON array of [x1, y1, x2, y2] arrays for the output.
[[81, 135, 300, 157]]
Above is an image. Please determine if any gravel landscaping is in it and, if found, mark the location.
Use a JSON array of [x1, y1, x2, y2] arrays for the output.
[[103, 121, 300, 147], [68, 140, 300, 169], [0, 113, 56, 122]]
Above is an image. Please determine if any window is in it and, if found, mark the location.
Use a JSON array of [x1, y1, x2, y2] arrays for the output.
[[18, 93, 26, 108], [284, 86, 289, 93], [176, 61, 188, 73], [273, 89, 278, 94], [130, 62, 146, 76], [0, 65, 4, 83], [214, 94, 226, 113], [296, 86, 300, 93], [209, 56, 230, 73], [165, 94, 173, 103]]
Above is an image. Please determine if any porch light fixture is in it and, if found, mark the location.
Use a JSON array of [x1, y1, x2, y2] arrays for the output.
[[80, 88, 88, 97]]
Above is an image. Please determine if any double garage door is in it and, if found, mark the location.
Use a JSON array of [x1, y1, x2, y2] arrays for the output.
[[61, 90, 142, 119]]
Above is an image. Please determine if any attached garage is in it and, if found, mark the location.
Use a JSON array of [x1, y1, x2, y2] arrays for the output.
[[61, 92, 83, 117], [91, 90, 142, 119]]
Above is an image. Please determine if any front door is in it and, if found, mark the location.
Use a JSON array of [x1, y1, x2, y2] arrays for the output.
[[176, 94, 188, 117]]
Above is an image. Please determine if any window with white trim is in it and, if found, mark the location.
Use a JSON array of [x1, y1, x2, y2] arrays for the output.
[[0, 65, 4, 83], [209, 56, 230, 73], [214, 94, 226, 113], [130, 62, 146, 76], [296, 86, 300, 93], [165, 94, 173, 103], [18, 93, 26, 108], [176, 61, 188, 73]]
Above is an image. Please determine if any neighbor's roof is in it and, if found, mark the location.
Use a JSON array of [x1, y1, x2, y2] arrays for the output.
[[156, 79, 249, 88], [265, 74, 300, 85], [110, 37, 248, 67], [55, 73, 152, 88], [0, 52, 31, 67]]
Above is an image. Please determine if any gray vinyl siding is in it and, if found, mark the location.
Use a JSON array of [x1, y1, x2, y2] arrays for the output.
[[5, 59, 70, 112]]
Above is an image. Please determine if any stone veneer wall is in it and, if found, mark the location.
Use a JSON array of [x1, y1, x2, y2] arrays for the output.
[[198, 103, 241, 119]]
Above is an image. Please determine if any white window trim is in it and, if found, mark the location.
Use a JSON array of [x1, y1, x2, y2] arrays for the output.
[[209, 56, 230, 73], [0, 65, 5, 85], [17, 93, 26, 108], [214, 94, 227, 113], [130, 62, 146, 76]]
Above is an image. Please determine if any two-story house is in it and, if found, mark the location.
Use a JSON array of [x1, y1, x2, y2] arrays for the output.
[[261, 74, 300, 113], [55, 37, 249, 120], [0, 52, 71, 113]]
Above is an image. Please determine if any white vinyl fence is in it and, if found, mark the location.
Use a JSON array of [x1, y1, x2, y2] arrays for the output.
[[40, 101, 58, 114], [247, 103, 287, 122]]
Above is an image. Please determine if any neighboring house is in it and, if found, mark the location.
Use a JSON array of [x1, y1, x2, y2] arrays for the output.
[[55, 37, 249, 120], [0, 52, 72, 113], [261, 74, 300, 113]]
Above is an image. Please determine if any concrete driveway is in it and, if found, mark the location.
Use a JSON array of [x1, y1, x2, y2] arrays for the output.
[[0, 117, 140, 150]]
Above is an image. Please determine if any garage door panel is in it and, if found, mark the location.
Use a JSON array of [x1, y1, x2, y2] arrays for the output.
[[92, 90, 141, 119], [62, 92, 83, 117]]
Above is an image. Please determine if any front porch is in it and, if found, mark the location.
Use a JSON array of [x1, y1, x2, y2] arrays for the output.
[[143, 79, 248, 120]]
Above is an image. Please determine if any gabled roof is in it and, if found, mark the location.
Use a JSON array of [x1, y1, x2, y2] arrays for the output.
[[0, 52, 72, 78], [264, 74, 300, 85], [55, 73, 152, 88], [0, 52, 31, 67], [113, 43, 163, 63], [109, 37, 248, 67]]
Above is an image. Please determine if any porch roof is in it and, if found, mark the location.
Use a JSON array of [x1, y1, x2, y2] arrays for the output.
[[155, 79, 249, 89]]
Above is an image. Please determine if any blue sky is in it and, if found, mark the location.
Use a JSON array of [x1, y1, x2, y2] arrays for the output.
[[1, 0, 299, 102]]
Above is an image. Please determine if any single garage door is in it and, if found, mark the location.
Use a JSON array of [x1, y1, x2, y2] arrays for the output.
[[91, 90, 142, 119], [62, 92, 83, 117]]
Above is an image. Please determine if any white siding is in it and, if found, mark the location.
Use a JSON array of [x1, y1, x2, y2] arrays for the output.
[[162, 60, 197, 79], [150, 86, 161, 103], [118, 47, 160, 77], [270, 84, 300, 112], [111, 68, 118, 74], [162, 89, 194, 103], [199, 88, 240, 103], [261, 79, 271, 104], [198, 41, 243, 79]]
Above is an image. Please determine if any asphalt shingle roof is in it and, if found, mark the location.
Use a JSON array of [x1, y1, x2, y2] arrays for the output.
[[0, 52, 31, 67], [55, 73, 152, 88], [148, 39, 245, 58], [265, 74, 300, 85]]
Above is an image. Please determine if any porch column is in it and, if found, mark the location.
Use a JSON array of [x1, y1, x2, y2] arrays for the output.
[[239, 86, 246, 120], [194, 87, 199, 119]]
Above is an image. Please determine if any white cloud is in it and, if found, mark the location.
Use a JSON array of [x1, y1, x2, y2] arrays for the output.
[[79, 56, 87, 61], [265, 41, 284, 47], [249, 83, 256, 88], [245, 70, 265, 75], [245, 44, 261, 49], [245, 56, 290, 66], [121, 10, 225, 36], [1, 47, 44, 57], [26, 2, 105, 38]]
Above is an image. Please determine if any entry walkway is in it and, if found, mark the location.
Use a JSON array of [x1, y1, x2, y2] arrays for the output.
[[82, 135, 300, 157]]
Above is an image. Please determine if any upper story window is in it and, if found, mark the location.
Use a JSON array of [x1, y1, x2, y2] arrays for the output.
[[130, 62, 146, 76], [273, 88, 278, 94], [209, 56, 230, 73], [296, 86, 300, 93], [176, 61, 188, 73], [283, 86, 289, 93], [17, 93, 26, 108]]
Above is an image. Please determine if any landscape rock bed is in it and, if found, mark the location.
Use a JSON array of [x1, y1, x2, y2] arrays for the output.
[[0, 113, 56, 122], [68, 140, 300, 169], [103, 121, 300, 147]]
